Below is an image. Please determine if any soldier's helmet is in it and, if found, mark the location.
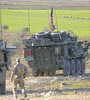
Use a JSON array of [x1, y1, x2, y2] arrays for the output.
[[16, 58, 20, 62]]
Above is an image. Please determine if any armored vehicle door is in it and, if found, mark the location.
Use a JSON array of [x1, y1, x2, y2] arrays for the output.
[[42, 47, 55, 67], [33, 46, 56, 69]]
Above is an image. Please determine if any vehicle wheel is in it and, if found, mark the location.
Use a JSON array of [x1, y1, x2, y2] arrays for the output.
[[70, 59, 75, 75], [32, 69, 39, 77], [39, 71, 44, 76], [63, 59, 70, 76], [0, 82, 5, 94], [75, 59, 81, 74], [81, 58, 85, 74]]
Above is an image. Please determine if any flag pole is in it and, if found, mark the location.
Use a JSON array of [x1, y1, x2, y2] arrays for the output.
[[48, 8, 50, 29], [54, 2, 58, 31], [28, 0, 30, 33]]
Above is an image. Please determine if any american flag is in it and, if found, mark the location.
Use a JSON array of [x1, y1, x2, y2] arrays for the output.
[[50, 7, 55, 30]]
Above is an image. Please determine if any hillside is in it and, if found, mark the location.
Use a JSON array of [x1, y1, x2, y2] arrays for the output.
[[0, 0, 90, 9]]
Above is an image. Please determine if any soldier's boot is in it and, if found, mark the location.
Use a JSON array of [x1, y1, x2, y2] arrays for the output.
[[13, 88, 17, 99], [22, 88, 27, 98], [14, 95, 17, 99], [24, 92, 27, 98]]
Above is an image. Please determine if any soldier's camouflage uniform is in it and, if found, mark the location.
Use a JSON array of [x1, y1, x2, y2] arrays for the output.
[[10, 63, 27, 99]]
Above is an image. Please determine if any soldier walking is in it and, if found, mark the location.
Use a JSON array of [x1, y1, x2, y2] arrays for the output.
[[10, 58, 27, 99]]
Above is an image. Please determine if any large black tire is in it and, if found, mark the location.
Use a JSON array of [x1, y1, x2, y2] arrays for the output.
[[32, 69, 39, 77], [75, 59, 81, 74], [50, 31, 66, 38], [70, 59, 75, 75], [36, 32, 50, 39], [63, 59, 70, 76], [50, 31, 67, 42], [81, 58, 85, 74], [0, 82, 5, 94]]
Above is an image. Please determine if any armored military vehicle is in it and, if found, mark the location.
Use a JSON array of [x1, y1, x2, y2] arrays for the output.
[[0, 39, 16, 94], [23, 31, 90, 77]]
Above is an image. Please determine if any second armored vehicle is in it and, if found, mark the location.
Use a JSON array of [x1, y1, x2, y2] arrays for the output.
[[0, 39, 16, 94], [23, 31, 90, 76]]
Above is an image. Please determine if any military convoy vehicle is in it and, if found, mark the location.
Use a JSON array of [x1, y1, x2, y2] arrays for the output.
[[0, 39, 16, 94], [23, 31, 90, 77]]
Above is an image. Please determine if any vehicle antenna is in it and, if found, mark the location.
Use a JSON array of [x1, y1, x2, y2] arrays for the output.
[[0, 9, 2, 38], [28, 0, 30, 33]]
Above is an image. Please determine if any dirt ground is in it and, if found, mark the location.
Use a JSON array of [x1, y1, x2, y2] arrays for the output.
[[0, 63, 89, 100], [0, 95, 90, 100]]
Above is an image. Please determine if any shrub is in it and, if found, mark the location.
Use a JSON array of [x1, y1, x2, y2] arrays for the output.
[[23, 27, 29, 32], [3, 25, 8, 30]]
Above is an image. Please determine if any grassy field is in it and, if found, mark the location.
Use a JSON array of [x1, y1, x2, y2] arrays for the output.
[[2, 9, 90, 37]]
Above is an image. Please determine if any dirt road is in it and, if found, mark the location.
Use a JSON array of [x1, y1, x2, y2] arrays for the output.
[[0, 66, 89, 100]]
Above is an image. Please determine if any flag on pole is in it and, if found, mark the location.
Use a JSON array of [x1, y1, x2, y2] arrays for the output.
[[50, 7, 55, 31]]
